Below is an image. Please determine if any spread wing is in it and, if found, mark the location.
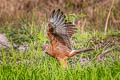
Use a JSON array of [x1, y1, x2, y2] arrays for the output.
[[47, 9, 76, 49]]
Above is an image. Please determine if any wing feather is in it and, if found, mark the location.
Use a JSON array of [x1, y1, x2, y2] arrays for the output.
[[47, 9, 77, 49]]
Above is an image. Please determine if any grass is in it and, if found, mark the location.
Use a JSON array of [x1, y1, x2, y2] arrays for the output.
[[0, 18, 120, 80], [0, 59, 120, 80]]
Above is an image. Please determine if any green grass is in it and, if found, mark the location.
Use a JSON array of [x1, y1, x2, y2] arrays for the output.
[[0, 19, 120, 80], [0, 59, 120, 80]]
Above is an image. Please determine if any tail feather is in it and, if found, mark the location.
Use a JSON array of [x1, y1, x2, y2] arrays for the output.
[[69, 48, 94, 57]]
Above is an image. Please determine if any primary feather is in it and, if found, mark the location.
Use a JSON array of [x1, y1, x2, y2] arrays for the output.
[[48, 9, 77, 49]]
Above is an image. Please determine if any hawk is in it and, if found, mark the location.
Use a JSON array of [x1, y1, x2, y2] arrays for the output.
[[42, 9, 93, 68]]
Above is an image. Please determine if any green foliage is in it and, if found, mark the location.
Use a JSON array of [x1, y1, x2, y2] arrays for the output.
[[66, 13, 86, 22], [0, 17, 120, 80]]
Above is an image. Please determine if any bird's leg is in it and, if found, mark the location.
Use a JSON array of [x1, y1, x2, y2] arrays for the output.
[[68, 48, 94, 57], [57, 57, 68, 68]]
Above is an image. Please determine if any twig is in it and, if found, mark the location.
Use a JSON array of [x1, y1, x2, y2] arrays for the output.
[[104, 0, 115, 34], [96, 47, 116, 62], [0, 41, 10, 49], [81, 18, 86, 33]]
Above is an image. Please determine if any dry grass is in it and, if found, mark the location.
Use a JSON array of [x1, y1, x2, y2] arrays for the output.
[[0, 0, 120, 32]]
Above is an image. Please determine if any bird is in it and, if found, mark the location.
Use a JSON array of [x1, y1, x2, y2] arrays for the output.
[[42, 9, 94, 68]]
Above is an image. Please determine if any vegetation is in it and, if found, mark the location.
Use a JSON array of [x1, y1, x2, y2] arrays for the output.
[[0, 0, 120, 80], [0, 19, 120, 79]]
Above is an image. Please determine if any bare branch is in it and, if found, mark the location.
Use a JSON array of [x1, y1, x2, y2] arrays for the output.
[[104, 0, 115, 34]]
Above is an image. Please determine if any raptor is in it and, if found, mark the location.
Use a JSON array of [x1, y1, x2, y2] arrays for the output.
[[42, 9, 93, 68]]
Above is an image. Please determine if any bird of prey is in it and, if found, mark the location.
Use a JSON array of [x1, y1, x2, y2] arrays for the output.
[[42, 9, 93, 68]]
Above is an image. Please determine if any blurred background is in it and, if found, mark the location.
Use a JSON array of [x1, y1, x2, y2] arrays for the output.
[[0, 0, 120, 32], [0, 1, 120, 79]]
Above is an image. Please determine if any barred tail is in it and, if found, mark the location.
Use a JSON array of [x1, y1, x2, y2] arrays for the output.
[[68, 48, 94, 57]]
